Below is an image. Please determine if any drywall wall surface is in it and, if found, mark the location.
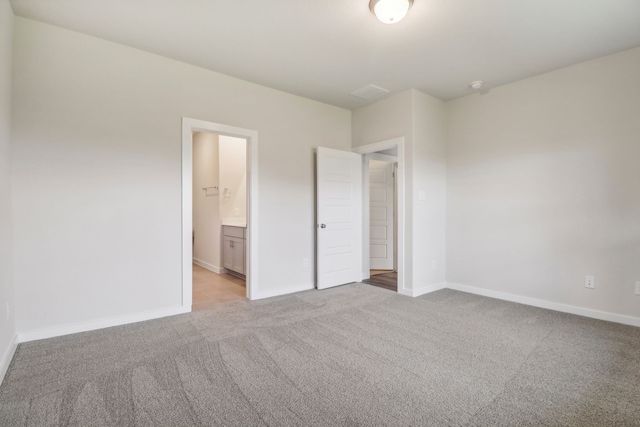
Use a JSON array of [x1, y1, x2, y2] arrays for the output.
[[12, 18, 351, 333], [0, 0, 15, 374], [446, 47, 640, 318], [352, 90, 413, 150], [411, 90, 447, 287], [352, 90, 415, 288], [219, 135, 247, 225], [192, 132, 221, 270], [352, 89, 448, 292]]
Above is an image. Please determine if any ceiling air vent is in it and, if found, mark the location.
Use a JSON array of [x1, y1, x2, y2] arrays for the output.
[[350, 84, 390, 101]]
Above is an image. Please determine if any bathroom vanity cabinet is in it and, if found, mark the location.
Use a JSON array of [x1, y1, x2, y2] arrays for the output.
[[222, 225, 246, 278]]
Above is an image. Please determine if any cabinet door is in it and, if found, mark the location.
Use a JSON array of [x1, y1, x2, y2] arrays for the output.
[[232, 238, 245, 274], [223, 237, 234, 271]]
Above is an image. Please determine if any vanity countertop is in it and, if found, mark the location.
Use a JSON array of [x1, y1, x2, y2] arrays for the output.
[[221, 222, 247, 228]]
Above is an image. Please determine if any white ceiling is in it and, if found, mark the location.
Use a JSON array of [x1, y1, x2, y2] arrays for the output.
[[10, 0, 640, 110]]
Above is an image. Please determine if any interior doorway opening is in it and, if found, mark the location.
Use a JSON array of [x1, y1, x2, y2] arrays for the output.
[[363, 156, 398, 292], [182, 118, 259, 310], [352, 137, 407, 296], [191, 132, 248, 308]]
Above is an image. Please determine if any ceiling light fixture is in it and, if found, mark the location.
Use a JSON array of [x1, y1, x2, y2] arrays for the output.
[[370, 0, 414, 24], [470, 81, 484, 90]]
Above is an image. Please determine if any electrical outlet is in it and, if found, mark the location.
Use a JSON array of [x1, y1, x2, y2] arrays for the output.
[[635, 281, 640, 295], [303, 258, 309, 268], [585, 276, 595, 289], [432, 260, 437, 270]]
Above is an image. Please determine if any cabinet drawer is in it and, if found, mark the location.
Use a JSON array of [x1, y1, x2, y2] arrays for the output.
[[223, 226, 245, 239]]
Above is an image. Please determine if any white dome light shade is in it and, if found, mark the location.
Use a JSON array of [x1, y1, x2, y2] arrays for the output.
[[370, 0, 413, 24]]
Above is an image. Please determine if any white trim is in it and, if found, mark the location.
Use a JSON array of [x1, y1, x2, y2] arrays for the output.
[[353, 137, 406, 295], [368, 153, 398, 163], [193, 258, 227, 275], [252, 284, 314, 300], [352, 138, 404, 156], [16, 306, 190, 344], [182, 118, 259, 304], [0, 334, 18, 385], [411, 281, 447, 297], [446, 282, 640, 328], [361, 156, 370, 279]]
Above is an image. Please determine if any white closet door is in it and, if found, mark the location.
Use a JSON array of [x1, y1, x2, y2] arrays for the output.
[[369, 160, 394, 270]]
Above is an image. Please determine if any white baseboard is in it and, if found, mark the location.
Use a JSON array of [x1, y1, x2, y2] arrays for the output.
[[0, 334, 18, 386], [251, 283, 315, 300], [17, 305, 191, 344], [411, 281, 447, 297], [397, 287, 413, 297], [446, 282, 640, 328], [193, 258, 226, 274]]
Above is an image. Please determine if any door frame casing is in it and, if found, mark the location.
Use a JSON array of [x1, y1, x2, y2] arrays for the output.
[[353, 137, 408, 296], [181, 117, 259, 308]]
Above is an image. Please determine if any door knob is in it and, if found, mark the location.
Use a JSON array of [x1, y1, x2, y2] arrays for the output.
[[319, 224, 326, 228]]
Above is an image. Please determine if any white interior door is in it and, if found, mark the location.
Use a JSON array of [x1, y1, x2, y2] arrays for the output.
[[316, 147, 362, 289], [369, 160, 394, 270]]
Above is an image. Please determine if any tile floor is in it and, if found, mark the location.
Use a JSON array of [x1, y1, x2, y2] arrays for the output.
[[192, 263, 246, 310]]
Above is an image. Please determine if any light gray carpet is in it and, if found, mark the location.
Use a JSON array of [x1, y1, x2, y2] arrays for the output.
[[1, 284, 639, 426]]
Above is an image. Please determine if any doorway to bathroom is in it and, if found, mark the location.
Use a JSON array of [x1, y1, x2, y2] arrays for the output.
[[192, 132, 248, 308], [181, 118, 259, 311]]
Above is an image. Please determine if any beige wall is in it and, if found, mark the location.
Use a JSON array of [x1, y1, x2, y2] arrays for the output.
[[446, 47, 640, 318], [352, 89, 447, 294], [11, 17, 351, 334], [192, 132, 221, 271], [0, 0, 14, 376], [412, 91, 447, 288], [353, 91, 414, 289], [352, 91, 414, 151], [219, 135, 247, 225], [7, 11, 639, 343]]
